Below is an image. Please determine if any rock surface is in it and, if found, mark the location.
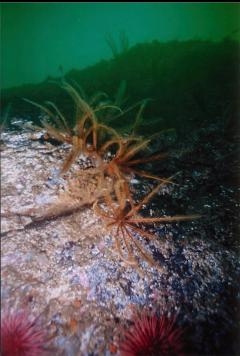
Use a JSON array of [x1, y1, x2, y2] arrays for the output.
[[1, 125, 239, 355]]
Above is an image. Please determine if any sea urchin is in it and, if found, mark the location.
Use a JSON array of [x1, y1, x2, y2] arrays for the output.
[[120, 313, 185, 356], [1, 311, 46, 356]]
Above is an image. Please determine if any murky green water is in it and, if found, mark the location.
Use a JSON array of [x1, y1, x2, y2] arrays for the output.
[[1, 3, 239, 89]]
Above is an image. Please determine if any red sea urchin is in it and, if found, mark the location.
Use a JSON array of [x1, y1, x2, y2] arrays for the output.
[[1, 311, 46, 356], [120, 313, 185, 356]]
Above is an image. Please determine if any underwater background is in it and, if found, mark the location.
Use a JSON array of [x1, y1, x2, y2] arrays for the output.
[[1, 3, 240, 136], [1, 3, 240, 134], [1, 3, 240, 356], [1, 3, 240, 88]]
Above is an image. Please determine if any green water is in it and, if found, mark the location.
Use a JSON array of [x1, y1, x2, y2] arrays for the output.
[[1, 3, 240, 89]]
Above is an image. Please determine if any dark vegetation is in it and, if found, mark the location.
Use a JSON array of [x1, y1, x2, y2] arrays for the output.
[[1, 39, 239, 137]]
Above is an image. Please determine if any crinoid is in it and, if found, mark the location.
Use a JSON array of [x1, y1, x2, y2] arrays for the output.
[[95, 97, 174, 187], [94, 179, 200, 269], [24, 81, 122, 173], [24, 81, 169, 185], [17, 81, 201, 269], [98, 133, 172, 187]]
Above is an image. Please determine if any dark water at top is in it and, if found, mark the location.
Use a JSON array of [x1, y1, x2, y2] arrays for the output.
[[1, 3, 239, 136]]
